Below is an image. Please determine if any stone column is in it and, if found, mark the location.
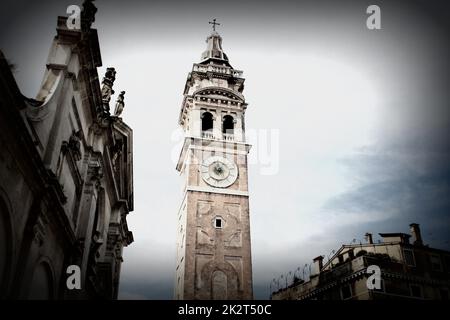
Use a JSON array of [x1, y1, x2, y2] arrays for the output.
[[191, 106, 201, 138], [77, 157, 102, 291], [235, 112, 243, 142], [213, 111, 222, 140]]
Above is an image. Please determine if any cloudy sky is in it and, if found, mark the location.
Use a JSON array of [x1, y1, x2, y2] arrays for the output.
[[1, 0, 449, 299]]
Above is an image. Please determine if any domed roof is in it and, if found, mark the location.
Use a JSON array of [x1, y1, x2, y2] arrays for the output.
[[200, 31, 231, 67]]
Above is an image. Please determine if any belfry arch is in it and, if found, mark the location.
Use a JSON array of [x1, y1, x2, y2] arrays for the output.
[[222, 115, 234, 135], [201, 111, 214, 131]]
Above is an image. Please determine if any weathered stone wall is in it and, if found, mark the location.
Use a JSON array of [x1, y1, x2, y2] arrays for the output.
[[0, 4, 133, 300]]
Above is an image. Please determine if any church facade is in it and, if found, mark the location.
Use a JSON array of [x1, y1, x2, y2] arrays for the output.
[[175, 26, 253, 300], [0, 1, 133, 299]]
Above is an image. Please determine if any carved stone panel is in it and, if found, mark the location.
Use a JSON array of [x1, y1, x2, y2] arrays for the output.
[[197, 201, 212, 217], [195, 253, 213, 290]]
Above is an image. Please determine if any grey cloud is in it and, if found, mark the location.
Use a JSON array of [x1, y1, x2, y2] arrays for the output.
[[324, 147, 450, 249]]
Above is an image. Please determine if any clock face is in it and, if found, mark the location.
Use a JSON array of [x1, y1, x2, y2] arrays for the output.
[[200, 156, 238, 188]]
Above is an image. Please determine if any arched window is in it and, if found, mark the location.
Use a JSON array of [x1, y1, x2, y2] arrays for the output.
[[202, 112, 213, 131], [222, 115, 234, 135]]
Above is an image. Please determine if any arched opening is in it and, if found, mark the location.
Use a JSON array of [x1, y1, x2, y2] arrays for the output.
[[222, 115, 234, 135], [28, 261, 54, 300], [201, 112, 213, 132], [212, 270, 227, 300]]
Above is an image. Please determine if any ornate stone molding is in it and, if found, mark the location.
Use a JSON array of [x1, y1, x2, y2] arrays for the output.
[[87, 157, 103, 189], [32, 211, 49, 247], [62, 130, 82, 162]]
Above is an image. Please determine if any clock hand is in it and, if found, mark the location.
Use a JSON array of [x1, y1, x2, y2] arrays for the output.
[[214, 163, 224, 175]]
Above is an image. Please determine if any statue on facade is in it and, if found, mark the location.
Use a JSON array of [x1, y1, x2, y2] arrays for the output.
[[81, 0, 97, 28], [101, 67, 116, 114], [68, 130, 83, 161], [114, 91, 125, 117]]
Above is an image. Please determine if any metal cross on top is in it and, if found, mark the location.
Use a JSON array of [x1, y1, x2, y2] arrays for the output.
[[209, 18, 221, 31]]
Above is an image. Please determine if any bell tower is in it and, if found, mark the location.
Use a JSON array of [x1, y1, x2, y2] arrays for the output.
[[174, 24, 253, 300]]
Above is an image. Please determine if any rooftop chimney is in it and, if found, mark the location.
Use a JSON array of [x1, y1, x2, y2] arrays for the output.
[[365, 232, 373, 244], [410, 223, 423, 246], [312, 256, 324, 276]]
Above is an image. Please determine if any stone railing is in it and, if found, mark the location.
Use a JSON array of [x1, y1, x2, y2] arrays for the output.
[[193, 64, 243, 78], [201, 131, 215, 139], [223, 133, 234, 141], [201, 131, 235, 142]]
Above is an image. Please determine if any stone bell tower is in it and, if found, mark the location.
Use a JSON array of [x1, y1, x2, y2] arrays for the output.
[[174, 22, 253, 300]]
